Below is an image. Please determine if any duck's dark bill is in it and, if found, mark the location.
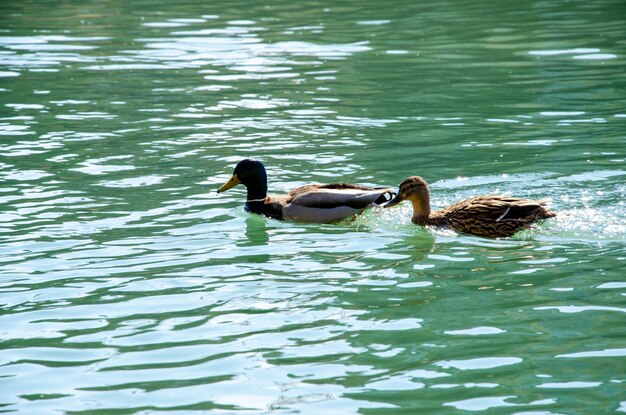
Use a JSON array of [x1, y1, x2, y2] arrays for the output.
[[384, 193, 403, 208], [217, 174, 241, 193]]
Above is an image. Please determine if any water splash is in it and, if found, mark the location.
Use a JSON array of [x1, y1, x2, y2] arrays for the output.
[[546, 207, 626, 241]]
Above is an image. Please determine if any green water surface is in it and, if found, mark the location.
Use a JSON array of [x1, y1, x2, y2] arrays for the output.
[[1, 0, 625, 414]]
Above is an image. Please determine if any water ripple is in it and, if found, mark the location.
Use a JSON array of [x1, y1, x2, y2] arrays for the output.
[[1, 1, 625, 413]]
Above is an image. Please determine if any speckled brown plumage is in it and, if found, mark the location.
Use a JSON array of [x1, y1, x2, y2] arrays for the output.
[[385, 176, 556, 238]]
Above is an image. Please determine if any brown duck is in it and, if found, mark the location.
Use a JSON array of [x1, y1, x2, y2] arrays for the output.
[[385, 176, 556, 238]]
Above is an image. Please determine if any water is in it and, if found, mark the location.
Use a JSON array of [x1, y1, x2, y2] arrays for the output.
[[1, 0, 625, 413]]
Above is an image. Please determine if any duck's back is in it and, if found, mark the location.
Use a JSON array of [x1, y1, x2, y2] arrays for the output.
[[287, 183, 394, 209], [432, 195, 555, 238], [280, 183, 395, 223]]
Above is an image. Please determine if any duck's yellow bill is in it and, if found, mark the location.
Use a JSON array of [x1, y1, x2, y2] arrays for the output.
[[217, 174, 241, 193]]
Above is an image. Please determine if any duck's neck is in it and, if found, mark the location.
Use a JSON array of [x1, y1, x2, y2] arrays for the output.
[[246, 186, 267, 202], [408, 188, 434, 226], [244, 174, 268, 202]]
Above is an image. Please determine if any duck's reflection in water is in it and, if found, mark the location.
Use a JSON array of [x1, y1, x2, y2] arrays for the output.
[[237, 214, 270, 248]]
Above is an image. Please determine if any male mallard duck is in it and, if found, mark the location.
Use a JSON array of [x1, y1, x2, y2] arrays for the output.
[[385, 176, 556, 238], [217, 159, 395, 223]]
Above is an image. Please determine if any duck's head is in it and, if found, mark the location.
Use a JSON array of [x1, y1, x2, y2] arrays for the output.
[[217, 158, 267, 194], [385, 176, 430, 208]]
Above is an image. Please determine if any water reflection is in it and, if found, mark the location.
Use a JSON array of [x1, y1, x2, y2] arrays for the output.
[[240, 214, 270, 247]]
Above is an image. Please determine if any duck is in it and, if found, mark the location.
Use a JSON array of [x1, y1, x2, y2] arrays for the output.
[[385, 176, 556, 238], [217, 158, 396, 223]]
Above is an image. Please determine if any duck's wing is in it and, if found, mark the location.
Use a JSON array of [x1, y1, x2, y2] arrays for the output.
[[495, 199, 555, 221], [281, 185, 395, 223], [288, 187, 396, 209], [442, 196, 555, 224]]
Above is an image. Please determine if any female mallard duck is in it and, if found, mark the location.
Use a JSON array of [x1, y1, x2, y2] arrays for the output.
[[385, 176, 556, 238], [217, 159, 395, 223]]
